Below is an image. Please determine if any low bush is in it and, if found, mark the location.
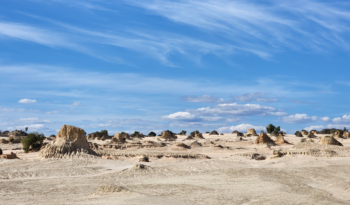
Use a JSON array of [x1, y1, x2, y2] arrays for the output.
[[295, 131, 302, 137], [131, 131, 140, 137], [148, 131, 156, 137], [100, 130, 108, 135], [22, 132, 45, 153], [0, 148, 2, 155]]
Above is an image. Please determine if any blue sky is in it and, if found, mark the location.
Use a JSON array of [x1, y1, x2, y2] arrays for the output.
[[1, 0, 350, 135]]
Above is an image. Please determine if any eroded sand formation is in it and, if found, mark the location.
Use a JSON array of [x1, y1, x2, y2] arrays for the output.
[[1, 126, 350, 204]]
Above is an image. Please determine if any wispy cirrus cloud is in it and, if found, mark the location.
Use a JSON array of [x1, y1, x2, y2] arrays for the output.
[[11, 14, 230, 66], [19, 118, 51, 123], [46, 0, 113, 11], [231, 92, 277, 102], [190, 103, 286, 117], [128, 0, 350, 54], [183, 95, 226, 103]]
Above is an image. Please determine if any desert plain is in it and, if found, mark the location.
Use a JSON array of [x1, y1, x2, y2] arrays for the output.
[[1, 128, 350, 205]]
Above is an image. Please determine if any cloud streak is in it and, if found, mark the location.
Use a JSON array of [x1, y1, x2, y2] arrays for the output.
[[128, 0, 350, 54]]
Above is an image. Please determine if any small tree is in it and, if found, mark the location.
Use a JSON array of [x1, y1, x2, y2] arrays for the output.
[[148, 131, 156, 137], [100, 130, 108, 135], [273, 126, 281, 135], [179, 130, 187, 135], [266, 124, 276, 134], [25, 127, 28, 132], [21, 132, 45, 153], [131, 131, 140, 137]]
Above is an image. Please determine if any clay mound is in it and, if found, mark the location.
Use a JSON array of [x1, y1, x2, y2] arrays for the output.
[[295, 132, 302, 137], [310, 130, 318, 135], [126, 141, 142, 148], [236, 132, 244, 137], [159, 130, 177, 141], [334, 131, 343, 139], [255, 131, 275, 145], [343, 131, 350, 139], [0, 139, 9, 144], [39, 125, 98, 158], [201, 141, 214, 147], [94, 185, 128, 196], [184, 135, 194, 140], [211, 144, 224, 150], [190, 141, 202, 147], [319, 136, 343, 146], [274, 133, 290, 145], [169, 142, 190, 151], [135, 155, 149, 162], [142, 140, 163, 147], [87, 132, 103, 140], [209, 130, 219, 135], [301, 138, 315, 143], [194, 133, 204, 139], [7, 135, 25, 143], [301, 130, 308, 135], [189, 130, 199, 136], [0, 152, 19, 159], [232, 130, 239, 134], [247, 128, 258, 136], [112, 133, 126, 143]]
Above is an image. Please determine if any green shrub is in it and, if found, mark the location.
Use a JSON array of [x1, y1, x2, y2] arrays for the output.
[[266, 124, 276, 133], [131, 131, 140, 137], [9, 138, 14, 143], [273, 126, 280, 135], [21, 132, 45, 153], [100, 130, 108, 135], [295, 131, 301, 137], [179, 130, 187, 135], [0, 148, 2, 155], [148, 131, 156, 137]]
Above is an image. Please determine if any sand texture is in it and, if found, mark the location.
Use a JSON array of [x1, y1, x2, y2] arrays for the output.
[[1, 134, 350, 204]]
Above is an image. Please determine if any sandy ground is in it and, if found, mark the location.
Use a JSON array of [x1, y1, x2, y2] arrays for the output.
[[1, 134, 350, 205]]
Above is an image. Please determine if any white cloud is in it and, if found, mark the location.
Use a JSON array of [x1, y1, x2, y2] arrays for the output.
[[320, 117, 330, 122], [169, 122, 224, 128], [161, 111, 236, 122], [183, 95, 226, 103], [71, 101, 81, 106], [304, 124, 350, 131], [333, 115, 350, 123], [19, 118, 51, 123], [192, 103, 286, 116], [18, 98, 37, 103], [282, 113, 330, 124], [304, 125, 325, 131], [8, 124, 54, 133], [231, 93, 277, 102], [217, 123, 266, 133], [161, 111, 196, 121], [46, 111, 58, 114]]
